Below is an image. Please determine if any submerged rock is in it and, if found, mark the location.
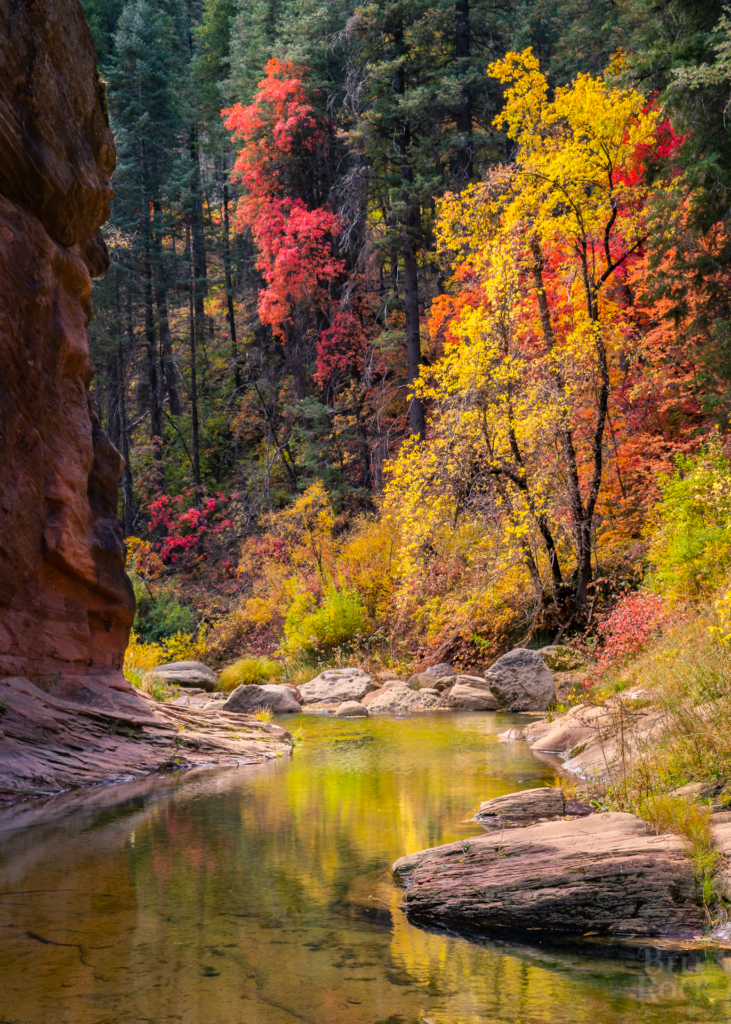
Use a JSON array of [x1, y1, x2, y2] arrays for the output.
[[485, 649, 556, 711], [224, 683, 301, 714], [393, 812, 703, 939], [151, 661, 218, 692], [299, 668, 375, 704], [335, 700, 369, 718], [497, 728, 524, 742]]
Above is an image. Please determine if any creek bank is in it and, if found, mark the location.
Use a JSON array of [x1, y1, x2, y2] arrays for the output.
[[0, 675, 292, 804]]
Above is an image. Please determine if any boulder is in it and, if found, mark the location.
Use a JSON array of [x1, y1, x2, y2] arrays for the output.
[[366, 684, 438, 715], [223, 683, 301, 714], [407, 663, 457, 689], [446, 683, 498, 711], [335, 701, 369, 718], [150, 661, 218, 692], [485, 649, 556, 711], [422, 663, 457, 678], [298, 668, 375, 704], [538, 645, 586, 672], [393, 812, 704, 939], [473, 787, 565, 825]]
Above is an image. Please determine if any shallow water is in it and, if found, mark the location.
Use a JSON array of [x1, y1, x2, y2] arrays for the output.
[[1, 711, 730, 1024]]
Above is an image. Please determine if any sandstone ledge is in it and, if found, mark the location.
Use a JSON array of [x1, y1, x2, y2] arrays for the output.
[[393, 812, 704, 940], [0, 675, 292, 803]]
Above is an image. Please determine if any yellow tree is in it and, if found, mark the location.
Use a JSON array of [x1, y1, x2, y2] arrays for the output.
[[385, 50, 672, 629]]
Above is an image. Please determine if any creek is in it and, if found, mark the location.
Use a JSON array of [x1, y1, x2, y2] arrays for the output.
[[1, 711, 730, 1023]]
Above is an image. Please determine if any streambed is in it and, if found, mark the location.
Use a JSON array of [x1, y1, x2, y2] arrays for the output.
[[1, 712, 729, 1023]]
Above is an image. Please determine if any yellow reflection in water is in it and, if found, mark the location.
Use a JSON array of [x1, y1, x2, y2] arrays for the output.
[[0, 712, 729, 1024]]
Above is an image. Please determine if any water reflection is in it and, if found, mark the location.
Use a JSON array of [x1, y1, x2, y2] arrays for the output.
[[0, 712, 730, 1023]]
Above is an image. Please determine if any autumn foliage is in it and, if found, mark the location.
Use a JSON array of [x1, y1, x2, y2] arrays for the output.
[[223, 59, 344, 338]]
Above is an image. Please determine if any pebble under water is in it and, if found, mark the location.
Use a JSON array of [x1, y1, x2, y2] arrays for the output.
[[1, 711, 731, 1024]]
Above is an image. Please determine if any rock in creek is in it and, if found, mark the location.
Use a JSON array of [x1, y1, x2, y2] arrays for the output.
[[299, 668, 376, 704], [150, 661, 218, 692], [366, 683, 438, 714], [473, 786, 566, 825], [223, 683, 301, 714], [393, 812, 704, 939], [446, 676, 498, 711], [485, 649, 556, 711], [335, 700, 369, 718]]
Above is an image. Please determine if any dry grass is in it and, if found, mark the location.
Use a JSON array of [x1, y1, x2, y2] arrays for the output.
[[639, 793, 720, 908], [253, 706, 273, 722], [217, 657, 282, 692]]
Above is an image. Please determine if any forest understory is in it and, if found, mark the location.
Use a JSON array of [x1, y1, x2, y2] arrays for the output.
[[80, 0, 731, 766]]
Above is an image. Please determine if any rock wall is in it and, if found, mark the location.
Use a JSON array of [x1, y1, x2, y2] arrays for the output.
[[0, 0, 135, 691]]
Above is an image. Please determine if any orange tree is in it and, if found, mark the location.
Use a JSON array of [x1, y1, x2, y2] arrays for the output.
[[385, 50, 681, 630]]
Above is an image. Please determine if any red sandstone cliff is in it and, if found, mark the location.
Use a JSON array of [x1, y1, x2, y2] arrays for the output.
[[0, 0, 291, 801]]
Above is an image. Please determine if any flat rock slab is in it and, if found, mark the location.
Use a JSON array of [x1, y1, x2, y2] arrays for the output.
[[299, 668, 374, 704], [223, 683, 301, 714], [150, 661, 218, 692], [393, 812, 703, 939], [485, 649, 556, 711], [0, 675, 293, 803]]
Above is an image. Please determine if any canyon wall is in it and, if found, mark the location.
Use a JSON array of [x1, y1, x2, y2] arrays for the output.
[[0, 0, 135, 695]]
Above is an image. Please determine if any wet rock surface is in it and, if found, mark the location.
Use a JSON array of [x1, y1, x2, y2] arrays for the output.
[[393, 812, 704, 939]]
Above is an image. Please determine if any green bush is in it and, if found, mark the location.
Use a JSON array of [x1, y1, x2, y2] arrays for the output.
[[283, 581, 366, 657], [218, 657, 283, 691], [649, 441, 731, 601], [132, 579, 195, 643]]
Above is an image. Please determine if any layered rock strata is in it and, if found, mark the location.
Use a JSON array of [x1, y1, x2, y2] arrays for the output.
[[0, 0, 290, 798], [393, 812, 704, 940]]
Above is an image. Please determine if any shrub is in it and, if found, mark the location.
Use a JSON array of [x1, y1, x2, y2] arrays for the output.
[[638, 793, 720, 907], [123, 630, 208, 688], [133, 587, 196, 643], [218, 657, 282, 691], [649, 441, 731, 601], [282, 581, 366, 657]]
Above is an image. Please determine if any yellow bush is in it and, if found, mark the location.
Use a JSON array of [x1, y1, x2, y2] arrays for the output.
[[218, 657, 282, 691], [123, 629, 208, 687]]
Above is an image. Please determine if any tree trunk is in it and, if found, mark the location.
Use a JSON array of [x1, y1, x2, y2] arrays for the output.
[[221, 163, 242, 392], [393, 18, 426, 440], [117, 272, 134, 536], [152, 198, 181, 415], [185, 218, 202, 494], [454, 0, 472, 182], [140, 134, 164, 486]]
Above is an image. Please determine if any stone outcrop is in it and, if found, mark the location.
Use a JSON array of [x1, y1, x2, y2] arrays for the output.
[[0, 675, 293, 802], [150, 661, 218, 691], [0, 0, 291, 799], [298, 668, 375, 704], [393, 812, 704, 939], [223, 683, 301, 715], [524, 690, 664, 781], [485, 648, 556, 711], [0, 0, 132, 689]]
